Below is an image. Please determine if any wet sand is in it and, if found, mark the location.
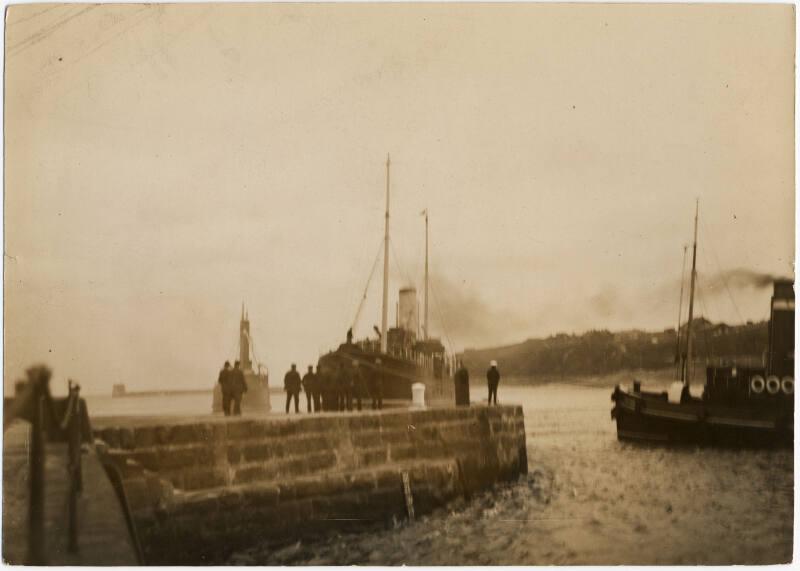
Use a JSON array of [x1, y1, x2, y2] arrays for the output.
[[229, 383, 793, 565]]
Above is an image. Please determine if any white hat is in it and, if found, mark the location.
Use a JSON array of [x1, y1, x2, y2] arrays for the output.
[[490, 360, 497, 367]]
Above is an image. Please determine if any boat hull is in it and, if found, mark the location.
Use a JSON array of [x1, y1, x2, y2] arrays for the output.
[[611, 386, 793, 448], [319, 344, 454, 403]]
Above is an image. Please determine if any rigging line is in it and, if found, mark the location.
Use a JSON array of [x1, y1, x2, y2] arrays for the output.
[[427, 277, 457, 356], [699, 215, 745, 324], [695, 276, 714, 361], [351, 239, 385, 331]]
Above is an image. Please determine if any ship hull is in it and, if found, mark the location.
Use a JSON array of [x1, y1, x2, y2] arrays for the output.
[[611, 386, 793, 448], [319, 344, 454, 403]]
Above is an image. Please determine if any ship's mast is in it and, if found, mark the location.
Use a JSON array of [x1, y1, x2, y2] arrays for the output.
[[423, 209, 429, 341], [675, 245, 688, 381], [381, 154, 390, 353], [684, 200, 699, 386]]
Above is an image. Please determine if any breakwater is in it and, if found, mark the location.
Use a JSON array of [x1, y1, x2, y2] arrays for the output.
[[93, 405, 527, 565]]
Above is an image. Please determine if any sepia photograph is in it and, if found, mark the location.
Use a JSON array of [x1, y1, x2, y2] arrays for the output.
[[3, 2, 795, 566]]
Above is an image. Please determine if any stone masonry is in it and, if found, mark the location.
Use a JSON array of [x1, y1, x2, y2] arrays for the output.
[[93, 405, 527, 565]]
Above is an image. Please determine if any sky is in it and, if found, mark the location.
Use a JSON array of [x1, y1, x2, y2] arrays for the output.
[[5, 3, 795, 395]]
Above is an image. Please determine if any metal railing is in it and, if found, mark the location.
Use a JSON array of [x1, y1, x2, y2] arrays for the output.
[[4, 365, 88, 564]]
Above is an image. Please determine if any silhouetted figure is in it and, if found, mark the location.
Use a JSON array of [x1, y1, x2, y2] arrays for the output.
[[231, 360, 247, 416], [317, 365, 330, 411], [370, 358, 384, 410], [486, 360, 500, 405], [311, 367, 322, 413], [218, 361, 233, 416], [336, 362, 351, 411], [284, 364, 301, 414], [352, 360, 367, 411], [302, 365, 316, 413], [455, 361, 470, 406], [346, 328, 354, 345]]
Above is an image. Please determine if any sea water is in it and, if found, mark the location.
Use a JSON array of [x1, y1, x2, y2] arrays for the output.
[[86, 383, 793, 564]]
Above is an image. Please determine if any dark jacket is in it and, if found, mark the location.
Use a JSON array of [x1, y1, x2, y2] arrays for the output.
[[231, 368, 247, 395], [369, 367, 384, 395], [487, 367, 500, 386], [338, 367, 353, 393], [353, 368, 367, 397], [284, 370, 302, 394], [455, 367, 469, 385], [301, 372, 316, 394], [218, 368, 232, 394]]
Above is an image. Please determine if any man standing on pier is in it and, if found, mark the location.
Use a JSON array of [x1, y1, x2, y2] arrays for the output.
[[370, 358, 384, 410], [352, 360, 366, 411], [486, 360, 500, 405], [284, 364, 301, 414], [455, 361, 470, 406], [302, 365, 316, 413], [231, 360, 247, 415], [218, 361, 232, 416]]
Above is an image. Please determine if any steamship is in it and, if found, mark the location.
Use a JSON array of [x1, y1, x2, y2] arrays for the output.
[[211, 306, 272, 413], [318, 156, 455, 402], [611, 203, 794, 447]]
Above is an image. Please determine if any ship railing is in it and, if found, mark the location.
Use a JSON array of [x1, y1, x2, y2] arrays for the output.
[[4, 366, 90, 564]]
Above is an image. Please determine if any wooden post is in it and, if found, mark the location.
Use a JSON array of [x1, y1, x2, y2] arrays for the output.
[[28, 392, 46, 565]]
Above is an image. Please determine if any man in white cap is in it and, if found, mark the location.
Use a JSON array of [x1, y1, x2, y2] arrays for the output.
[[486, 360, 500, 405]]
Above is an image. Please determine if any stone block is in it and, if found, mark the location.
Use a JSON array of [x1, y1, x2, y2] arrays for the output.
[[306, 450, 337, 473], [242, 482, 280, 506], [183, 467, 227, 491], [380, 429, 410, 444], [233, 464, 276, 485], [175, 492, 219, 516], [389, 444, 417, 462], [357, 448, 388, 467]]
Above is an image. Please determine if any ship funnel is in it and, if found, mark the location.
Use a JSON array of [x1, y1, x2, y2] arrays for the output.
[[398, 287, 419, 337]]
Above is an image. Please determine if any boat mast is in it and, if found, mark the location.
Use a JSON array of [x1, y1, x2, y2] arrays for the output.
[[381, 154, 390, 353], [684, 200, 699, 386], [423, 209, 429, 341], [675, 245, 688, 381]]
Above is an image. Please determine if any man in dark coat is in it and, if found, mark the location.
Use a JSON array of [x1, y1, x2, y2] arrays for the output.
[[284, 364, 301, 414], [218, 361, 232, 416], [370, 358, 384, 410], [352, 360, 367, 412], [336, 362, 352, 411], [454, 361, 470, 406], [486, 360, 500, 405], [230, 360, 248, 416], [302, 365, 316, 413], [311, 367, 322, 413]]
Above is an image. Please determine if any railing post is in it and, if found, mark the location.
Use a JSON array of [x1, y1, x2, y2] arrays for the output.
[[67, 382, 82, 553], [28, 383, 47, 565]]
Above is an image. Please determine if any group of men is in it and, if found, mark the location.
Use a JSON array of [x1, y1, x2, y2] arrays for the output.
[[218, 356, 502, 417], [217, 360, 248, 416], [283, 358, 384, 414]]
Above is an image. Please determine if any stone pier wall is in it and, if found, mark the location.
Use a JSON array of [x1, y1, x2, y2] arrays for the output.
[[94, 405, 527, 565]]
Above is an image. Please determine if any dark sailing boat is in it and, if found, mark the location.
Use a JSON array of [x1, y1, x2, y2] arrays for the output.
[[611, 202, 794, 447], [318, 155, 455, 402]]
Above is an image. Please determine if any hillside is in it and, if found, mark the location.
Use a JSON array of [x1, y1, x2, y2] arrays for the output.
[[461, 318, 768, 378]]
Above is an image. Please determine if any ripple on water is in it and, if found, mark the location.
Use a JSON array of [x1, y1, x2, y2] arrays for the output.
[[229, 384, 793, 565]]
